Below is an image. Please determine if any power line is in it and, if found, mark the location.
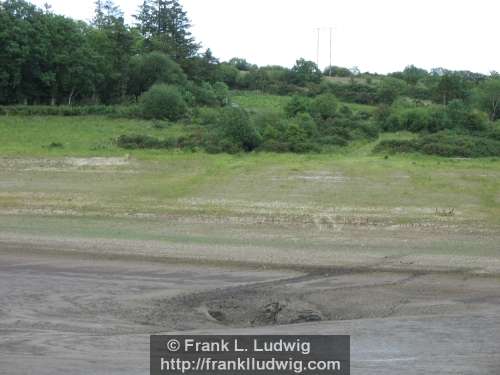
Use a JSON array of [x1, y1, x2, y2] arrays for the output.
[[314, 26, 334, 74]]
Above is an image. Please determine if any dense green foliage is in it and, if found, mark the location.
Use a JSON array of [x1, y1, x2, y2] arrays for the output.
[[139, 84, 187, 120], [1, 0, 499, 157], [375, 132, 500, 157]]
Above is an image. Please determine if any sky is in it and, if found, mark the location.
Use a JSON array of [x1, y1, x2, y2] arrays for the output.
[[30, 0, 500, 74]]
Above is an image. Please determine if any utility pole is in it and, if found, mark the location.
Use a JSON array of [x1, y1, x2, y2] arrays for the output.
[[314, 26, 334, 73], [316, 28, 320, 67], [329, 27, 332, 76]]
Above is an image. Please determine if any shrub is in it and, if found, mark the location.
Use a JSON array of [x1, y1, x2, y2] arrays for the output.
[[381, 103, 486, 134], [192, 82, 218, 106], [295, 112, 318, 137], [214, 107, 262, 152], [356, 122, 380, 139], [285, 96, 310, 117], [374, 132, 500, 157], [446, 100, 486, 132], [139, 84, 188, 120], [252, 111, 285, 132], [47, 142, 64, 149], [213, 82, 230, 105], [284, 123, 308, 151], [317, 135, 349, 146], [116, 134, 177, 149], [0, 105, 139, 117], [375, 77, 407, 104], [310, 93, 339, 120], [373, 139, 418, 154], [193, 107, 222, 125], [486, 125, 500, 141], [418, 132, 500, 157]]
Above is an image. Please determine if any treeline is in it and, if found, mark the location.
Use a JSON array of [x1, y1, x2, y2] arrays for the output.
[[0, 0, 325, 105]]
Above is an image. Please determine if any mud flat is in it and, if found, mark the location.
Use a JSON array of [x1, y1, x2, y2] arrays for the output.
[[0, 248, 499, 375]]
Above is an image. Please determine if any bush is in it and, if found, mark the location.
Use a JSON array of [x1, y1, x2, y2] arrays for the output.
[[252, 111, 285, 132], [285, 96, 311, 117], [310, 93, 339, 120], [0, 105, 139, 117], [418, 132, 500, 157], [193, 107, 222, 125], [47, 142, 64, 149], [381, 103, 486, 134], [317, 135, 349, 146], [139, 84, 188, 120], [212, 107, 262, 152], [446, 100, 486, 132], [295, 112, 318, 137], [373, 139, 418, 154], [374, 132, 500, 157], [213, 82, 230, 105], [116, 134, 177, 149], [192, 82, 218, 106]]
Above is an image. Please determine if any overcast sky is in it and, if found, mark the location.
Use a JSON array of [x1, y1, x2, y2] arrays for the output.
[[30, 0, 500, 74]]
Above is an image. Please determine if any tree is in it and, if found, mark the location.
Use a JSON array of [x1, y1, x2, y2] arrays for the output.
[[291, 58, 322, 85], [93, 0, 123, 29], [228, 57, 255, 71], [183, 48, 219, 82], [435, 73, 466, 105], [134, 0, 199, 62], [0, 0, 38, 103], [88, 8, 135, 104], [475, 78, 500, 120], [214, 63, 239, 87], [128, 51, 186, 100], [376, 77, 407, 104], [390, 65, 428, 85], [323, 65, 353, 77]]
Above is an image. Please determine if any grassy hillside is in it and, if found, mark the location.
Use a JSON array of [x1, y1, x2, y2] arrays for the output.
[[231, 91, 377, 113]]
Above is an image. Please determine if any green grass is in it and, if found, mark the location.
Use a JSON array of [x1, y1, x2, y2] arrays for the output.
[[0, 115, 188, 156], [231, 91, 290, 113], [231, 90, 377, 114]]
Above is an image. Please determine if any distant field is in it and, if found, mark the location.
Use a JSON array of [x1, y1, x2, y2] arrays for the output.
[[231, 90, 377, 113]]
